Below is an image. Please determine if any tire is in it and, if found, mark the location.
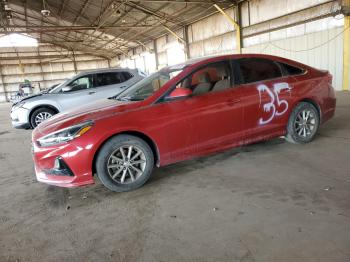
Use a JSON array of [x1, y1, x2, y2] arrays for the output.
[[30, 107, 56, 128], [95, 135, 154, 192], [285, 102, 320, 144]]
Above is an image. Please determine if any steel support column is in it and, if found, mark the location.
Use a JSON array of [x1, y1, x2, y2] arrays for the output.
[[343, 0, 350, 91], [0, 64, 8, 102], [153, 40, 159, 70], [214, 4, 242, 54], [72, 50, 78, 74], [184, 26, 191, 59]]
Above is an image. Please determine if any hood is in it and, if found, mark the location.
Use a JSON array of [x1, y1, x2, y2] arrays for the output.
[[14, 94, 42, 105], [34, 98, 142, 137]]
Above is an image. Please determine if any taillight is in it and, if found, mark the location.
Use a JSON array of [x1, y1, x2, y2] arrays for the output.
[[328, 74, 333, 85]]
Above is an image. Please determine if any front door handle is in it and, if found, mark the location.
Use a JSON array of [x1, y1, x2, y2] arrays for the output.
[[88, 91, 96, 95]]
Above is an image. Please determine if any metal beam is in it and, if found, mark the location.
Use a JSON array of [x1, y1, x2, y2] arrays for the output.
[[163, 25, 186, 44], [96, 3, 170, 51], [113, 3, 209, 54], [213, 4, 241, 54], [37, 46, 44, 91], [65, 0, 91, 39], [125, 0, 231, 3], [72, 50, 78, 74], [108, 2, 199, 52]]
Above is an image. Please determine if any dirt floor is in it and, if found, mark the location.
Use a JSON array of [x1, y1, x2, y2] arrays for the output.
[[0, 92, 349, 262]]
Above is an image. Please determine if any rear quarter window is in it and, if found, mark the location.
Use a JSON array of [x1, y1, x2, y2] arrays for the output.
[[279, 62, 305, 76], [122, 72, 133, 81]]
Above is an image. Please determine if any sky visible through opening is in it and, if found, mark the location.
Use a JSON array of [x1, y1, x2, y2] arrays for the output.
[[0, 33, 38, 48]]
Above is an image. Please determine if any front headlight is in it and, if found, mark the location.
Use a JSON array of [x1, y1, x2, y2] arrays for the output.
[[37, 121, 94, 147]]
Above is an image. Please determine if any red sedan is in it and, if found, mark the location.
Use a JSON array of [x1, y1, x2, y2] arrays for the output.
[[32, 54, 336, 192]]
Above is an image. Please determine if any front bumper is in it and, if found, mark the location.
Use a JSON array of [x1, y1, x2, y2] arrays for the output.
[[11, 107, 31, 129], [32, 141, 95, 188]]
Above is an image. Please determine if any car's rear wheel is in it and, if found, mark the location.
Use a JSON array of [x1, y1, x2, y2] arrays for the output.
[[285, 102, 320, 144], [96, 135, 154, 192], [30, 107, 56, 128]]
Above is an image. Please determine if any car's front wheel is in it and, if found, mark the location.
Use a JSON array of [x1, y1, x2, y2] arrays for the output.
[[30, 107, 56, 128], [285, 102, 320, 144], [96, 135, 154, 192]]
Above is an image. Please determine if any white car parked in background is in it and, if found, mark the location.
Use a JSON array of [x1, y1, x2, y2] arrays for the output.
[[11, 68, 145, 129]]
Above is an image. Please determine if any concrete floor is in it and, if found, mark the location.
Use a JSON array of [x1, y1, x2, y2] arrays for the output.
[[0, 93, 349, 262]]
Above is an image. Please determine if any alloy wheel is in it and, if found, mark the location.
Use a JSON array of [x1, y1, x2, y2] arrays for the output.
[[107, 145, 147, 184], [294, 109, 317, 138], [35, 112, 53, 125]]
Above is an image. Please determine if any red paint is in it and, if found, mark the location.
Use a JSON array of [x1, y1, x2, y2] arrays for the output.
[[32, 54, 336, 188]]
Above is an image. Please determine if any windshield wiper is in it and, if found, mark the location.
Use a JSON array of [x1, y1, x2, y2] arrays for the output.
[[108, 95, 143, 101]]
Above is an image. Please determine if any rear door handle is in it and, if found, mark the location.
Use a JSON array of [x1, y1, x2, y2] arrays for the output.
[[120, 86, 127, 89], [88, 91, 96, 95]]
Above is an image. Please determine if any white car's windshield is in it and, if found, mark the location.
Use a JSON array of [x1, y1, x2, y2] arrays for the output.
[[49, 80, 69, 94], [116, 66, 185, 101]]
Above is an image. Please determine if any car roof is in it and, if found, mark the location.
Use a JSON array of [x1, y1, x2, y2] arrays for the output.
[[75, 67, 136, 77], [170, 53, 306, 69]]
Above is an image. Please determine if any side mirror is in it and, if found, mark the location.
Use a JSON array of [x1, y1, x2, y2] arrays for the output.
[[61, 86, 73, 92], [168, 87, 192, 100]]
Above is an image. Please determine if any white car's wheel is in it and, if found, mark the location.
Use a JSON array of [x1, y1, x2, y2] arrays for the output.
[[30, 108, 55, 128]]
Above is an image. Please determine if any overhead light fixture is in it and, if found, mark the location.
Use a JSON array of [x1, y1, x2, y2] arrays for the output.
[[41, 9, 50, 17], [334, 13, 344, 19], [333, 4, 350, 19], [115, 10, 122, 17], [41, 0, 50, 17], [111, 2, 122, 17], [3, 3, 12, 21]]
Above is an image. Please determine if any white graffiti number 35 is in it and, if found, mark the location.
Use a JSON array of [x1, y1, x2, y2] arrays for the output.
[[257, 83, 291, 125]]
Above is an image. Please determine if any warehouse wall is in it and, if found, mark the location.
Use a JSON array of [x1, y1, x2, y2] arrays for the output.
[[0, 45, 111, 102], [243, 18, 344, 90], [1, 0, 347, 104], [116, 0, 348, 91]]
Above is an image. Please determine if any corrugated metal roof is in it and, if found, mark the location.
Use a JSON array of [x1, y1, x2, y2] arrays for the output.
[[1, 0, 235, 59]]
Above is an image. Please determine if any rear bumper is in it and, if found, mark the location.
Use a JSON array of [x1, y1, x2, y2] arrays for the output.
[[321, 97, 336, 124]]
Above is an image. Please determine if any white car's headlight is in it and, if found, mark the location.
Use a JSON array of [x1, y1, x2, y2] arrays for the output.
[[37, 121, 93, 147]]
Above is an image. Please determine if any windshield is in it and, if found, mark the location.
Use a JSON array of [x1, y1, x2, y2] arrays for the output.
[[49, 80, 69, 93], [116, 66, 185, 101]]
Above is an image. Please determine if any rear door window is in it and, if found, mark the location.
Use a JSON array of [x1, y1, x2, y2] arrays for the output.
[[237, 58, 282, 84], [122, 72, 133, 81], [94, 72, 127, 88]]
